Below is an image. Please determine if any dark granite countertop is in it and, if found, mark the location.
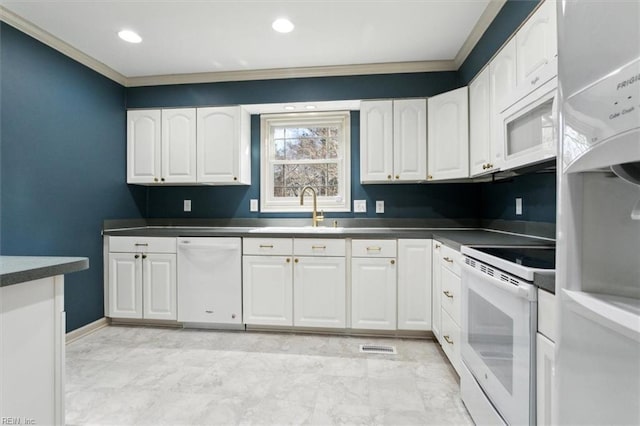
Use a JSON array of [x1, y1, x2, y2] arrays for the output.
[[0, 256, 89, 287]]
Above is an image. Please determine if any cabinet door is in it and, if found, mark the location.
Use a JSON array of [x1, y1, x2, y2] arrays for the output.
[[294, 256, 346, 328], [161, 108, 196, 183], [242, 255, 293, 326], [351, 257, 397, 330], [127, 110, 161, 184], [469, 67, 495, 176], [490, 38, 518, 115], [393, 99, 427, 181], [197, 106, 241, 184], [142, 253, 177, 320], [427, 87, 469, 181], [537, 333, 555, 426], [108, 253, 142, 318], [360, 100, 393, 183], [431, 241, 442, 342], [516, 0, 557, 94], [397, 239, 432, 330]]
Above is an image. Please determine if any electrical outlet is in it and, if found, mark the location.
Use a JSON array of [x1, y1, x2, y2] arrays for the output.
[[376, 200, 385, 214], [354, 200, 367, 213], [184, 199, 192, 212], [515, 198, 523, 215], [250, 199, 259, 212]]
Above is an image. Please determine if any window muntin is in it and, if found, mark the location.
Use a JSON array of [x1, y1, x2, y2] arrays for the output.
[[260, 112, 351, 212]]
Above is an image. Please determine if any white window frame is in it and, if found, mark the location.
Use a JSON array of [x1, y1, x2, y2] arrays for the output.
[[260, 111, 351, 213]]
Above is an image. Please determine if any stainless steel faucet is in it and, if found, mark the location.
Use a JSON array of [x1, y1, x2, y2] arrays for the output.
[[299, 186, 324, 227]]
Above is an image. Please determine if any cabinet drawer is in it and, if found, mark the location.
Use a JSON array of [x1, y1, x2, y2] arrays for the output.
[[441, 267, 461, 324], [538, 289, 556, 342], [109, 236, 176, 253], [441, 309, 461, 374], [243, 238, 292, 256], [294, 238, 345, 257], [440, 244, 462, 276], [351, 239, 397, 258]]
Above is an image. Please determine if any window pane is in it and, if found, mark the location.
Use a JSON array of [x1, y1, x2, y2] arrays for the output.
[[274, 139, 286, 160], [271, 163, 339, 198], [327, 138, 339, 159]]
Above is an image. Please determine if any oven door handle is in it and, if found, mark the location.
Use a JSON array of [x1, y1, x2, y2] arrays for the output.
[[462, 262, 536, 301]]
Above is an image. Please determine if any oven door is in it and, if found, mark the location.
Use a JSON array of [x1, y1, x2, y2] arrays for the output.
[[461, 260, 537, 426]]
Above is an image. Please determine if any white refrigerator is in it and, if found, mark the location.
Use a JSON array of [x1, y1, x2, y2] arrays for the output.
[[557, 1, 640, 425]]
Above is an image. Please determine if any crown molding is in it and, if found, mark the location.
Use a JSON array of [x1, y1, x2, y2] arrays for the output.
[[0, 6, 128, 86], [454, 0, 507, 69], [1, 2, 503, 88], [125, 60, 457, 87]]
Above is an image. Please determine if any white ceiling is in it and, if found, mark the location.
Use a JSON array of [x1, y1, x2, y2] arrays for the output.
[[1, 0, 494, 81]]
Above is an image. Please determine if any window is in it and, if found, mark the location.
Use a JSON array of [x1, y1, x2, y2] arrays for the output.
[[260, 111, 351, 212]]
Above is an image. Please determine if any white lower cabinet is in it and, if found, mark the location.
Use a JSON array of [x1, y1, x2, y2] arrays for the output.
[[537, 332, 555, 426], [397, 239, 432, 330], [441, 309, 461, 373], [107, 237, 177, 320], [294, 256, 346, 328], [431, 240, 443, 341], [351, 247, 397, 330], [242, 255, 293, 326], [432, 241, 463, 374]]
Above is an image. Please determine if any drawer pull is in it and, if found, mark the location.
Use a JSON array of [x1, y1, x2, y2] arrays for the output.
[[366, 246, 382, 251], [443, 335, 454, 345], [443, 290, 454, 298], [259, 244, 274, 248], [205, 310, 213, 314], [311, 245, 326, 249], [443, 257, 454, 263], [435, 244, 441, 249], [135, 243, 149, 247]]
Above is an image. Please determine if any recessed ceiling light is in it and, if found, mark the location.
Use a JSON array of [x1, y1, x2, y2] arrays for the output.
[[272, 18, 294, 33], [118, 30, 142, 44], [284, 105, 296, 111], [305, 105, 317, 110]]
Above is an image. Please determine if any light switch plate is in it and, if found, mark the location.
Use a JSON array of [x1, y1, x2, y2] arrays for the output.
[[515, 198, 523, 215], [250, 199, 259, 212], [376, 200, 385, 214], [184, 199, 192, 212], [354, 200, 367, 213]]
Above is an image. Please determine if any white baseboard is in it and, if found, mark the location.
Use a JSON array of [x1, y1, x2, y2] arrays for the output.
[[66, 317, 110, 344]]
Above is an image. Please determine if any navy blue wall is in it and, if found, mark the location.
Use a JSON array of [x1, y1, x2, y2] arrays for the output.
[[0, 23, 146, 331]]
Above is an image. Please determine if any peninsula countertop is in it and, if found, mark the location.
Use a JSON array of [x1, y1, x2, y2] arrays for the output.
[[0, 256, 89, 287]]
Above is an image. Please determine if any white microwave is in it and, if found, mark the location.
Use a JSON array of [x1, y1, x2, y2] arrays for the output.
[[498, 76, 557, 171]]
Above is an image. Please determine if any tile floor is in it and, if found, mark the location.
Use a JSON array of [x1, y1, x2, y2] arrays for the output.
[[66, 326, 472, 425]]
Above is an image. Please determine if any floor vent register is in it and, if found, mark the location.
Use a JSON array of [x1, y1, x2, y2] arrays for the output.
[[359, 344, 397, 355]]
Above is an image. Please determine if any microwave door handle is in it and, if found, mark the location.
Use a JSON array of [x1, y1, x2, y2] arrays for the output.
[[463, 262, 535, 300]]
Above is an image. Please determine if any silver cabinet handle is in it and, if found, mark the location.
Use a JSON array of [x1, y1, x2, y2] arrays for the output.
[[443, 335, 453, 345], [443, 257, 454, 263], [135, 243, 149, 247], [443, 291, 453, 298], [259, 244, 274, 248], [311, 245, 326, 249], [366, 246, 382, 251]]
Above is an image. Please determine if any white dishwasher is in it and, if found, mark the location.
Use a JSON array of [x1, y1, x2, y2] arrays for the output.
[[177, 237, 242, 324]]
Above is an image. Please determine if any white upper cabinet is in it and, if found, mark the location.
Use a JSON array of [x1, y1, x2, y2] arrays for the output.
[[197, 106, 251, 185], [427, 87, 469, 181], [161, 108, 197, 183], [393, 99, 428, 181], [515, 0, 557, 95], [490, 38, 518, 115], [469, 67, 498, 176], [360, 100, 394, 182], [127, 109, 161, 184], [360, 99, 427, 183]]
